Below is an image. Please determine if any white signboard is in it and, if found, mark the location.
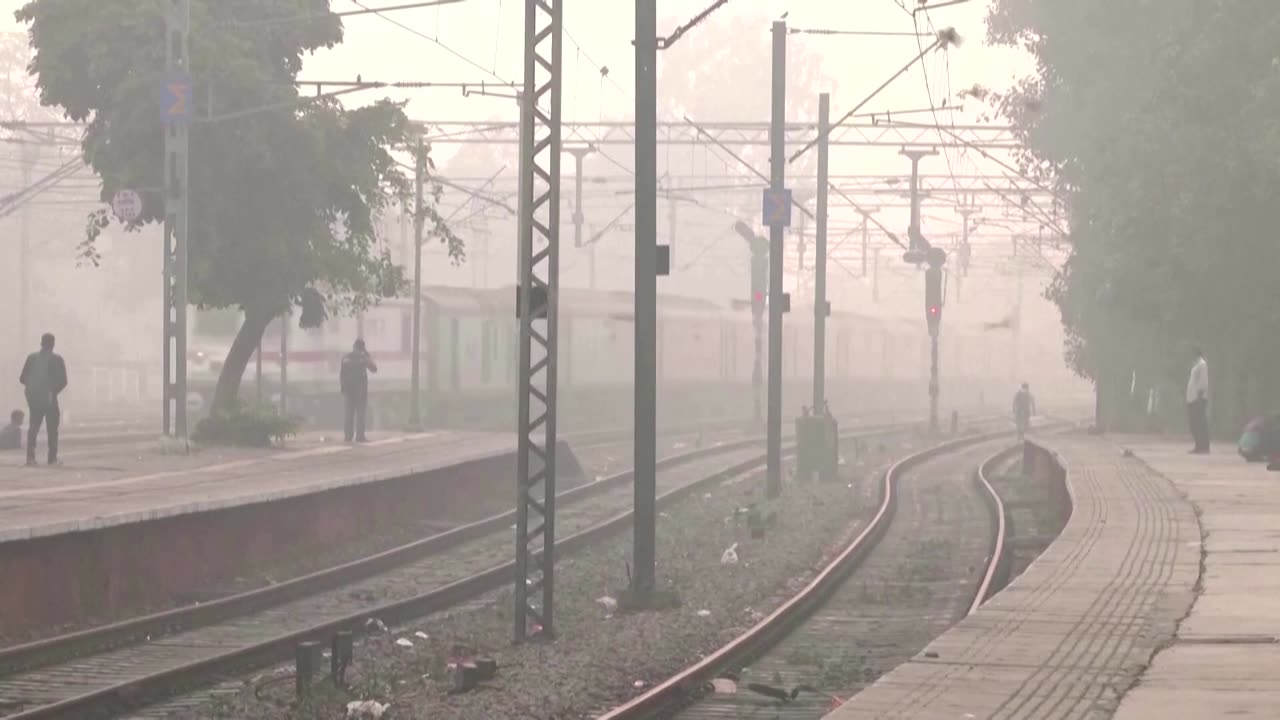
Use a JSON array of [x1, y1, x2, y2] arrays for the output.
[[111, 189, 143, 223]]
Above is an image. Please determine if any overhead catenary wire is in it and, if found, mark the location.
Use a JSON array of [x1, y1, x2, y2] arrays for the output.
[[348, 0, 514, 86], [223, 0, 467, 28], [788, 28, 961, 164]]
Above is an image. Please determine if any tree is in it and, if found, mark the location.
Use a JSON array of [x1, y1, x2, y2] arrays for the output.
[[982, 0, 1280, 430], [16, 0, 461, 412]]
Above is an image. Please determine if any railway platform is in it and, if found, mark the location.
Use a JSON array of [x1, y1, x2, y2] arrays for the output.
[[0, 430, 516, 540], [824, 433, 1205, 719], [0, 430, 585, 637]]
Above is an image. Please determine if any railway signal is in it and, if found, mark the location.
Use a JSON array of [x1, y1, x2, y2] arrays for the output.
[[925, 264, 943, 337]]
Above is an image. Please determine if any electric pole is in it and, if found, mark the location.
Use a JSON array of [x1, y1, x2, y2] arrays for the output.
[[568, 144, 593, 251], [162, 0, 191, 439], [18, 140, 35, 356], [901, 147, 938, 255], [409, 137, 425, 428], [872, 247, 881, 302], [764, 19, 788, 499], [513, 0, 563, 642], [902, 147, 942, 435], [1012, 235, 1023, 383], [280, 311, 289, 415], [812, 93, 830, 412], [857, 206, 880, 278], [631, 0, 660, 603]]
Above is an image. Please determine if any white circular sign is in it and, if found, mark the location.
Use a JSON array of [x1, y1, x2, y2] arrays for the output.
[[185, 392, 204, 414], [111, 189, 143, 223]]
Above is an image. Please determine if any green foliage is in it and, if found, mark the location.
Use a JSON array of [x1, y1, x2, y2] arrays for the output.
[[16, 0, 462, 408], [982, 0, 1280, 430], [192, 401, 299, 448]]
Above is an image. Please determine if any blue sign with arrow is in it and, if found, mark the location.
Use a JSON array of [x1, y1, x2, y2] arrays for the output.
[[161, 72, 193, 126], [762, 187, 792, 228]]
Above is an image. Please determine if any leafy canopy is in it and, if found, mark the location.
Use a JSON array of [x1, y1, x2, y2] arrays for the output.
[[983, 0, 1280, 424], [17, 0, 461, 324]]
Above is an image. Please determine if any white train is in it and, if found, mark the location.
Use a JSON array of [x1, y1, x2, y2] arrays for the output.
[[187, 285, 1030, 431]]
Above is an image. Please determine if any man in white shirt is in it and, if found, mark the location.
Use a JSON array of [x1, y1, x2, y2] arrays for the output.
[[1186, 346, 1210, 454]]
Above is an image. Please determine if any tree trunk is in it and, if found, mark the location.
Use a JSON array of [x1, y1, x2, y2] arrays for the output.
[[212, 307, 274, 414]]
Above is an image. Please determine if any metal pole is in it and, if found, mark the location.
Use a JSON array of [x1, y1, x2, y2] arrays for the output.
[[860, 215, 868, 277], [513, 0, 563, 642], [765, 19, 787, 499], [902, 148, 938, 252], [410, 138, 425, 428], [872, 247, 881, 302], [18, 142, 32, 358], [632, 0, 659, 598], [280, 312, 289, 415], [255, 341, 263, 404], [930, 333, 940, 432], [569, 146, 592, 250], [587, 226, 597, 290], [667, 194, 678, 268], [812, 93, 829, 411], [1014, 247, 1024, 383], [163, 0, 191, 439]]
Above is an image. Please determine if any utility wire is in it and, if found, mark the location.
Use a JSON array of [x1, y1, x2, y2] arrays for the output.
[[349, 0, 513, 86], [224, 0, 466, 28], [789, 29, 959, 163], [913, 8, 965, 227], [657, 0, 737, 50]]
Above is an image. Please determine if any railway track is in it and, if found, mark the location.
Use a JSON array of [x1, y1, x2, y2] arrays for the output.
[[597, 429, 1058, 720], [0, 416, 964, 719]]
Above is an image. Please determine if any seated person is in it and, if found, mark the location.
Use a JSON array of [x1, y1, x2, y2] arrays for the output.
[[0, 409, 22, 451], [1240, 414, 1280, 463]]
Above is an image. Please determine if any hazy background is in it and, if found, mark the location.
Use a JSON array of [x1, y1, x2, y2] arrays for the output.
[[0, 0, 1077, 418]]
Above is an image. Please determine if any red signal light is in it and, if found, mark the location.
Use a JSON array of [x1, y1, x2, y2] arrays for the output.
[[754, 291, 765, 303], [928, 305, 940, 316]]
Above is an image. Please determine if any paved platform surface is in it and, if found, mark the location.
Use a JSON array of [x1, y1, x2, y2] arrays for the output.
[[825, 433, 1201, 720], [1106, 440, 1280, 718], [0, 431, 515, 542]]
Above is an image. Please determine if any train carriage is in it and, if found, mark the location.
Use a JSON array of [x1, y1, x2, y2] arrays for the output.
[[185, 284, 1031, 432]]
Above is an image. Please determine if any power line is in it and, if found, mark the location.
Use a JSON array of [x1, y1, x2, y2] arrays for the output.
[[348, 0, 513, 86], [789, 28, 931, 37], [224, 0, 467, 28]]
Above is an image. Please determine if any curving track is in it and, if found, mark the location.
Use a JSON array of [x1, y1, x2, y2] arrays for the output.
[[597, 432, 1048, 720]]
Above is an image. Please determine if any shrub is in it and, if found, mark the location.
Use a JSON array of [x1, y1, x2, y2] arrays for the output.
[[193, 402, 299, 448]]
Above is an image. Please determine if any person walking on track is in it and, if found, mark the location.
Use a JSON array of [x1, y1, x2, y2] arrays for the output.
[[1187, 346, 1210, 454], [339, 338, 378, 443], [19, 333, 67, 466], [1013, 382, 1036, 442]]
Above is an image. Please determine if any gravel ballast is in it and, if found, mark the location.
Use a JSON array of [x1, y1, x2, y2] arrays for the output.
[[187, 433, 932, 720]]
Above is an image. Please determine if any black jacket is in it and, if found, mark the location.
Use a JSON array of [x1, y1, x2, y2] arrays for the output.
[[19, 351, 68, 401]]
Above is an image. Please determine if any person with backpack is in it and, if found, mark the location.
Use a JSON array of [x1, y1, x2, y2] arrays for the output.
[[1013, 382, 1036, 442], [339, 339, 378, 443]]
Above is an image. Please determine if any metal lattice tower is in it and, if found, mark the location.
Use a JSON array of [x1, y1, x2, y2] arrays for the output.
[[513, 0, 563, 643]]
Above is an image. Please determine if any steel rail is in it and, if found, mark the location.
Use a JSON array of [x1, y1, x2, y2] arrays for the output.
[[595, 426, 1065, 720], [0, 418, 987, 719]]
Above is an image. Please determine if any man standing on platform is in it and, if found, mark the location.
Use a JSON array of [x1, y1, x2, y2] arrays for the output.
[[1186, 346, 1210, 454], [19, 333, 67, 466], [340, 338, 378, 443]]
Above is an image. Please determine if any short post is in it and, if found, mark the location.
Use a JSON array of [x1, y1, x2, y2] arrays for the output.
[[295, 640, 321, 699], [331, 630, 353, 686]]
